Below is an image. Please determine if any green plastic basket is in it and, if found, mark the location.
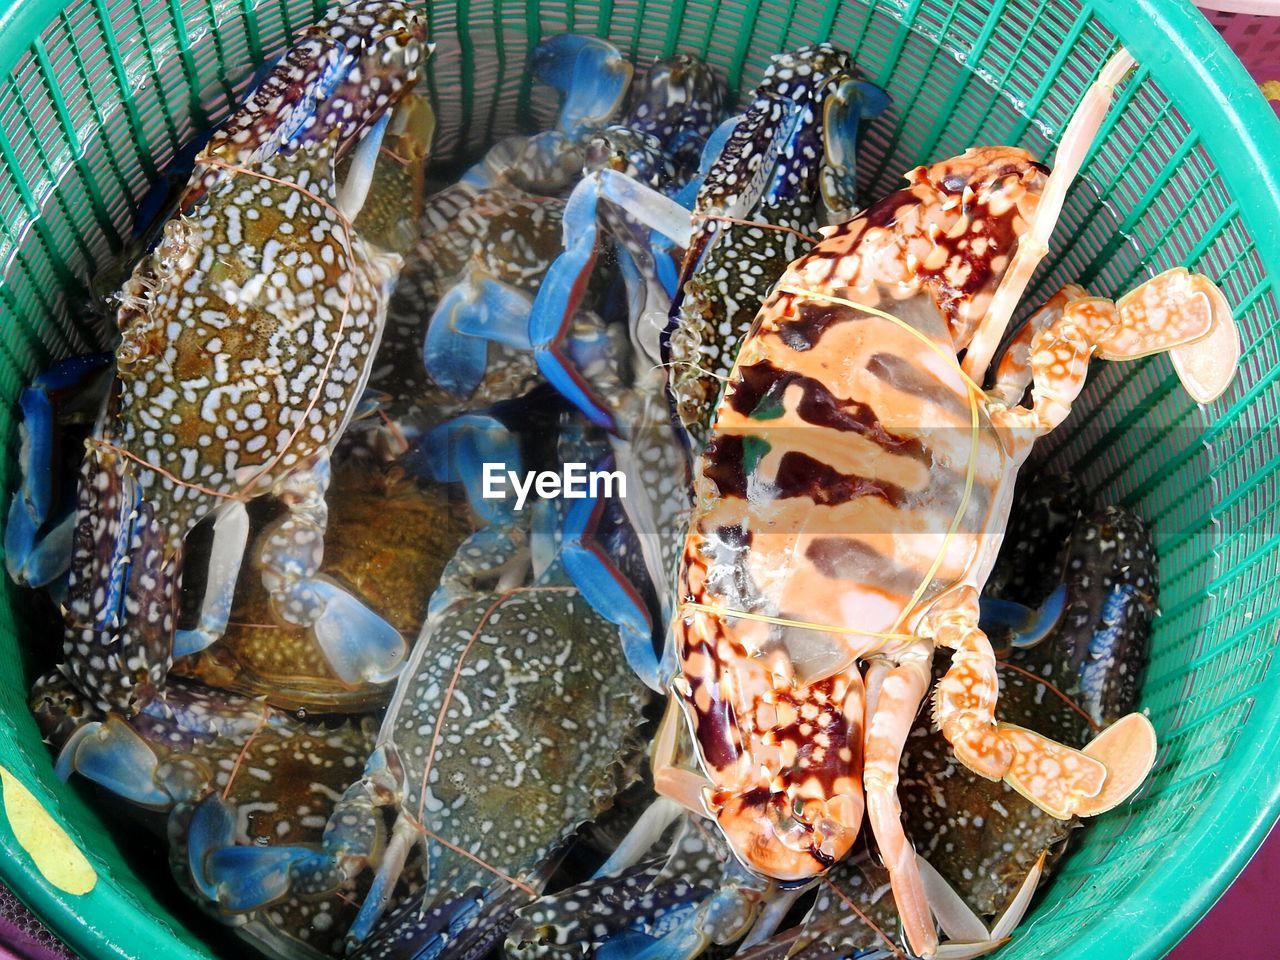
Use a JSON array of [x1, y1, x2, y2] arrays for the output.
[[0, 0, 1277, 957]]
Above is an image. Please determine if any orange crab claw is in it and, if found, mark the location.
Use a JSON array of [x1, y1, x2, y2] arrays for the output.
[[1168, 276, 1239, 403], [1074, 711, 1158, 817], [998, 713, 1156, 820]]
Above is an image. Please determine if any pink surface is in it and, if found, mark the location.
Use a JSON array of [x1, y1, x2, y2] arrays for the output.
[[0, 886, 72, 960], [1200, 6, 1280, 116], [1167, 819, 1280, 960]]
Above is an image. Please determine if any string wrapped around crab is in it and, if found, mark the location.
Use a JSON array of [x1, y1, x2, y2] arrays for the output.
[[5, 0, 434, 717], [602, 46, 1237, 960]]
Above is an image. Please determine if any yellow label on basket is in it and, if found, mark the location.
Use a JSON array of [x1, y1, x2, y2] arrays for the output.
[[0, 764, 96, 895]]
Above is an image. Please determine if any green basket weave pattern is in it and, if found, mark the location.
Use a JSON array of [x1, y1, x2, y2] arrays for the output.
[[0, 1, 1277, 958]]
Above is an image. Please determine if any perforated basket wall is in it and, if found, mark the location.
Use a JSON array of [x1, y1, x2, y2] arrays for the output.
[[0, 1, 1277, 958]]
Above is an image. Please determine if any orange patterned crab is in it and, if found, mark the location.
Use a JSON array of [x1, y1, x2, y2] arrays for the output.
[[657, 49, 1238, 958]]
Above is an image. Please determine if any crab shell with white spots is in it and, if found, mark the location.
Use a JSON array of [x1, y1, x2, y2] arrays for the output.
[[374, 585, 649, 910], [57, 1, 429, 712], [664, 43, 875, 443]]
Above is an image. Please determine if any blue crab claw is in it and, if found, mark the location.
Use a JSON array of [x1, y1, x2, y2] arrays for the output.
[[187, 793, 238, 903], [559, 490, 660, 691], [666, 113, 740, 221], [4, 509, 74, 593], [255, 456, 407, 686], [424, 284, 489, 398], [5, 353, 113, 588], [531, 35, 632, 137], [420, 415, 531, 618], [424, 271, 534, 399], [56, 716, 170, 809], [820, 79, 891, 220], [597, 923, 705, 960], [59, 439, 148, 639], [979, 583, 1067, 651], [655, 115, 741, 295], [531, 169, 691, 431], [307, 578, 407, 685], [204, 844, 322, 913], [529, 175, 610, 429], [425, 413, 524, 526], [595, 880, 763, 960]]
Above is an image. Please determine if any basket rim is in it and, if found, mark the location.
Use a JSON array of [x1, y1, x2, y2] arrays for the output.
[[0, 1, 1277, 958]]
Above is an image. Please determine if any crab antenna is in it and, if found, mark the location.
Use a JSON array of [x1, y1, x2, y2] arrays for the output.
[[962, 47, 1137, 382]]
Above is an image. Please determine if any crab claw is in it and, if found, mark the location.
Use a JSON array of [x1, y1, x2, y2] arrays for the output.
[[199, 779, 385, 914], [990, 715, 1157, 820], [5, 353, 112, 589], [187, 793, 238, 903], [1084, 268, 1239, 404], [56, 716, 170, 809], [529, 167, 692, 432], [305, 578, 408, 685], [1072, 711, 1158, 816], [424, 413, 524, 526], [203, 844, 323, 912], [820, 78, 891, 221], [424, 270, 535, 399], [978, 583, 1067, 651], [559, 482, 659, 690], [256, 455, 408, 688], [531, 35, 633, 137]]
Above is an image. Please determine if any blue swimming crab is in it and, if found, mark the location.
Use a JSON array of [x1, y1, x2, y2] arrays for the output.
[[9, 0, 432, 714], [34, 673, 378, 959], [194, 414, 649, 946], [349, 34, 642, 462], [416, 44, 726, 435], [526, 43, 888, 442]]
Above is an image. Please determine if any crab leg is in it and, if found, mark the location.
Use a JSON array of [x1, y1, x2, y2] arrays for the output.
[[4, 353, 112, 590], [989, 270, 1238, 457], [172, 502, 250, 658], [918, 851, 1046, 960], [526, 169, 693, 430], [925, 588, 1156, 820], [962, 48, 1136, 380], [863, 642, 936, 959], [258, 453, 406, 685], [559, 488, 660, 690]]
